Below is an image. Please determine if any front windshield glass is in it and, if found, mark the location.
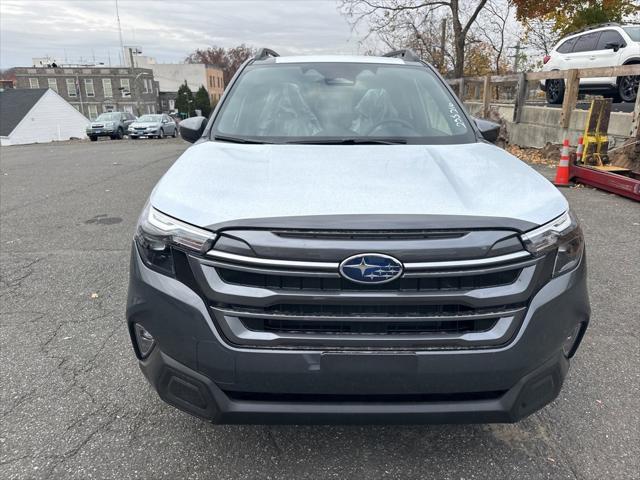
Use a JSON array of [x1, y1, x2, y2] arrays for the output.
[[137, 115, 162, 122], [622, 26, 640, 42], [212, 62, 475, 144], [95, 113, 119, 121]]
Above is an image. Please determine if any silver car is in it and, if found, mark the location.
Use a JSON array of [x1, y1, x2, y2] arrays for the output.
[[128, 114, 178, 139]]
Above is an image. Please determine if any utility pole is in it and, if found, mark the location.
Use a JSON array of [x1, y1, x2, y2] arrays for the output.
[[115, 0, 125, 67], [440, 18, 447, 72], [509, 42, 521, 73]]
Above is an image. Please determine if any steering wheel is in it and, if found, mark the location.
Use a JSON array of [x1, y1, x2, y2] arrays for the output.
[[365, 118, 417, 136]]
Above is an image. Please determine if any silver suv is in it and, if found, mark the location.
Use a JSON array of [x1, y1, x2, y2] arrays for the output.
[[86, 111, 136, 141], [541, 23, 640, 103], [126, 49, 589, 424]]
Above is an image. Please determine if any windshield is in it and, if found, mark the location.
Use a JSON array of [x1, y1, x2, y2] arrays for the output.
[[95, 113, 119, 121], [623, 26, 640, 42], [212, 62, 475, 144], [137, 115, 163, 122]]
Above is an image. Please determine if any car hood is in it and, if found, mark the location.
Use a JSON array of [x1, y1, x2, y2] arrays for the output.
[[130, 122, 160, 128], [150, 141, 567, 232]]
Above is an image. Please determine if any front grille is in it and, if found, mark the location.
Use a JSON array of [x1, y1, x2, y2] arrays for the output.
[[216, 267, 520, 292], [189, 228, 552, 350], [241, 316, 498, 336]]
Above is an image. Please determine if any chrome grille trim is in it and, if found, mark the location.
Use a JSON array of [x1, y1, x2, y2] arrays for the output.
[[205, 249, 531, 271]]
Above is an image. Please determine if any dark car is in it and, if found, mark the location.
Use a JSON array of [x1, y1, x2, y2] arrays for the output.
[[86, 112, 136, 141]]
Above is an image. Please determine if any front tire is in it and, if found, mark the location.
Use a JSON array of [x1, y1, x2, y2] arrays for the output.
[[158, 129, 165, 139], [618, 74, 639, 103], [89, 136, 97, 142], [546, 79, 565, 105]]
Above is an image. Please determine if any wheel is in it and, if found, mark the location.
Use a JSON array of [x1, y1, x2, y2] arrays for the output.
[[172, 127, 177, 138], [89, 136, 97, 142], [158, 128, 165, 139], [116, 127, 124, 140], [618, 74, 639, 103], [546, 79, 565, 104]]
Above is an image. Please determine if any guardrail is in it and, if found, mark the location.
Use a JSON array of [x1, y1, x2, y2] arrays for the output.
[[447, 65, 640, 138]]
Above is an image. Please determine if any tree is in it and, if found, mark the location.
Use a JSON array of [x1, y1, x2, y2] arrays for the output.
[[185, 44, 256, 85], [194, 85, 212, 117], [513, 0, 638, 36], [175, 82, 194, 118], [340, 0, 490, 78], [473, 0, 519, 74]]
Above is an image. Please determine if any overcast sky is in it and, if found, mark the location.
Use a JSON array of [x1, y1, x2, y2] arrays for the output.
[[0, 0, 363, 68]]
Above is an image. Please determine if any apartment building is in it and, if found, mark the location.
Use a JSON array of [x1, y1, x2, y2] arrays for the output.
[[14, 66, 160, 119], [129, 55, 224, 112]]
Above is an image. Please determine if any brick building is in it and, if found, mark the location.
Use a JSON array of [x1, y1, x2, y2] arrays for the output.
[[14, 66, 160, 119]]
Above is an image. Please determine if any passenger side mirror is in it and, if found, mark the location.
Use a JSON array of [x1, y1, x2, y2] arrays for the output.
[[179, 116, 207, 143], [474, 118, 500, 143]]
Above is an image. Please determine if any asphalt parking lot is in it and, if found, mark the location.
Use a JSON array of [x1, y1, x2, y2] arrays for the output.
[[1, 138, 638, 480]]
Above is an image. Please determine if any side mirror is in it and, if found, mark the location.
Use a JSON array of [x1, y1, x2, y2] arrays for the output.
[[179, 116, 207, 143], [474, 118, 500, 143], [605, 42, 623, 52]]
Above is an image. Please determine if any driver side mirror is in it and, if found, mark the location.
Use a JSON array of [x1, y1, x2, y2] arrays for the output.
[[605, 42, 623, 52], [179, 116, 207, 143], [474, 118, 500, 143]]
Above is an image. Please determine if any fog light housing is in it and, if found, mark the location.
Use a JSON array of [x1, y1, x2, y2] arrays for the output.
[[134, 323, 156, 358], [562, 323, 584, 358]]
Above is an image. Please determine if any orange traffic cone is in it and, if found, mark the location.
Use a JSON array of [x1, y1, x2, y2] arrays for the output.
[[554, 139, 571, 187], [575, 136, 584, 164]]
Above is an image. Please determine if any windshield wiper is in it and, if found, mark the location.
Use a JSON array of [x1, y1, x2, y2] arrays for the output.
[[213, 134, 272, 144], [286, 137, 407, 145]]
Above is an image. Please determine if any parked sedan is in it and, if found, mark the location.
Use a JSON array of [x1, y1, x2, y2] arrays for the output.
[[128, 114, 178, 139]]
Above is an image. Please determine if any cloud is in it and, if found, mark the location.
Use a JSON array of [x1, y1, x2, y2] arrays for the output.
[[0, 0, 363, 68]]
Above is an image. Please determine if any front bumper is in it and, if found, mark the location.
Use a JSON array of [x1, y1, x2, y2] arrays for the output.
[[126, 245, 590, 424]]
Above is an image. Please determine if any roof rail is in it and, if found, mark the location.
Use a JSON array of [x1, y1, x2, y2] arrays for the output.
[[571, 22, 622, 35], [254, 48, 280, 61], [383, 49, 421, 62]]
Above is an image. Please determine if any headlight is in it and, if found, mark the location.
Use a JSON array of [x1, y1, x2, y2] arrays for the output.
[[520, 211, 584, 277], [134, 203, 216, 276]]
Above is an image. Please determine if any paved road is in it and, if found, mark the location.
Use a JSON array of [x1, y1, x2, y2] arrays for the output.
[[1, 139, 638, 480]]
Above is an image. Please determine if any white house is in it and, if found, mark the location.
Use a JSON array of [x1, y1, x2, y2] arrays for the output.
[[0, 88, 89, 146]]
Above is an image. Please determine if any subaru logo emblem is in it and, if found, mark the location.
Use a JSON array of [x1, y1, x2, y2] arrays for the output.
[[339, 254, 403, 284]]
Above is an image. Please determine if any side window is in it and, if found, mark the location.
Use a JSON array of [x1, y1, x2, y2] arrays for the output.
[[557, 37, 577, 53], [596, 30, 625, 50], [573, 32, 600, 53]]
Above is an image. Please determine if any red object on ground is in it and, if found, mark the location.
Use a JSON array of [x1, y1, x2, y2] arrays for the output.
[[554, 139, 571, 187], [569, 163, 640, 202]]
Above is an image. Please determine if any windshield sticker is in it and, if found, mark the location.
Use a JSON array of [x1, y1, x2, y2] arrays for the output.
[[448, 102, 466, 129]]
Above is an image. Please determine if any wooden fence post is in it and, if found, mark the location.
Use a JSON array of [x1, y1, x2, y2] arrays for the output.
[[482, 75, 491, 118], [631, 82, 640, 139], [513, 72, 527, 123], [560, 69, 580, 137]]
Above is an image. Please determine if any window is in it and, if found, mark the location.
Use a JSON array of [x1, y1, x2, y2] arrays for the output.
[[213, 62, 474, 144], [596, 30, 625, 50], [573, 32, 600, 53], [557, 37, 577, 54], [66, 78, 77, 97], [146, 104, 155, 114], [123, 104, 134, 114], [29, 78, 39, 88], [103, 104, 115, 112], [84, 79, 95, 97], [121, 78, 130, 97], [47, 78, 58, 92], [87, 104, 98, 120], [623, 26, 640, 42], [168, 99, 175, 110], [103, 78, 113, 98]]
